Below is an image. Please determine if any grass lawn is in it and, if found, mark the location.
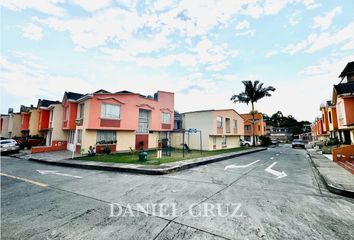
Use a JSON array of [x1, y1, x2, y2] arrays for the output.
[[75, 147, 249, 165]]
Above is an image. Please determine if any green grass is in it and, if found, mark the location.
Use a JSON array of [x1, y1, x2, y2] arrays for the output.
[[75, 147, 248, 165]]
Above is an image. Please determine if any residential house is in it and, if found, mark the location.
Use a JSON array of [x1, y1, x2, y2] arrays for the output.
[[0, 114, 10, 138], [240, 113, 266, 145], [61, 91, 84, 151], [311, 117, 327, 142], [269, 127, 292, 142], [72, 90, 174, 153], [32, 99, 67, 153], [171, 109, 244, 151], [7, 112, 22, 138], [333, 61, 354, 144]]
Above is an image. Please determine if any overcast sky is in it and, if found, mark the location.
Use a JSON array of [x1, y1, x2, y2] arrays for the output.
[[1, 0, 353, 121]]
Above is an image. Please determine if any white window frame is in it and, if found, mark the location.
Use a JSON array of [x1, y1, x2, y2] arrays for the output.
[[64, 107, 69, 121], [101, 103, 121, 120], [137, 109, 150, 133], [221, 135, 227, 145], [96, 130, 117, 144], [79, 103, 84, 119], [233, 119, 237, 129], [162, 112, 171, 124], [217, 116, 223, 128], [77, 129, 82, 144]]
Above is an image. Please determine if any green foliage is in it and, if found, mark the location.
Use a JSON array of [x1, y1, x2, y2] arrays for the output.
[[264, 111, 311, 134], [259, 135, 272, 146], [103, 147, 112, 155], [230, 80, 276, 105], [325, 138, 340, 146]]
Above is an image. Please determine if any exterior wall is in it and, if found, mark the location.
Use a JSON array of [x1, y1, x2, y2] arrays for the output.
[[320, 107, 329, 133], [241, 113, 266, 137], [8, 114, 22, 137], [62, 101, 79, 130], [118, 131, 136, 151], [85, 91, 174, 131], [31, 140, 67, 153], [148, 132, 160, 149], [81, 129, 97, 153], [21, 113, 30, 131], [343, 97, 354, 126], [183, 111, 213, 150], [212, 110, 244, 136], [327, 107, 338, 132], [50, 104, 67, 141], [208, 135, 240, 150], [38, 109, 50, 131], [1, 116, 10, 138], [28, 110, 40, 136]]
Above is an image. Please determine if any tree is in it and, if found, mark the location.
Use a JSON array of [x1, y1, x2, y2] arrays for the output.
[[231, 80, 276, 146]]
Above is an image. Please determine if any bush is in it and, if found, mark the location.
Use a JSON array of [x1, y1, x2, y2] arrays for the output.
[[259, 135, 272, 146], [325, 138, 340, 146], [103, 146, 111, 155]]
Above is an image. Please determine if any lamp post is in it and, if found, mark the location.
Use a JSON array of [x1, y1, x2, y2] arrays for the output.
[[71, 119, 81, 159]]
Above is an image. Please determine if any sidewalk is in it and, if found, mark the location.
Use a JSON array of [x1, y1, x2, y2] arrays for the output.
[[17, 148, 267, 175], [307, 149, 354, 198]]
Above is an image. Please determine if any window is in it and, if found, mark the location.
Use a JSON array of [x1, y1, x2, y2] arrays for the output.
[[212, 136, 216, 145], [162, 112, 171, 124], [329, 111, 332, 124], [233, 120, 237, 129], [138, 109, 150, 133], [67, 130, 75, 144], [221, 135, 227, 145], [96, 130, 117, 144], [77, 130, 82, 144], [217, 116, 223, 128], [101, 103, 120, 119], [258, 125, 261, 131], [245, 125, 251, 131], [64, 107, 69, 121], [79, 103, 84, 119], [226, 118, 231, 133]]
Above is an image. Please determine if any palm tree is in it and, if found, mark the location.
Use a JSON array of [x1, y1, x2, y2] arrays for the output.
[[231, 80, 275, 146]]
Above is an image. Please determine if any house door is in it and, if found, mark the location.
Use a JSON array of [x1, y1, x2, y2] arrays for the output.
[[67, 130, 75, 151], [135, 134, 149, 150]]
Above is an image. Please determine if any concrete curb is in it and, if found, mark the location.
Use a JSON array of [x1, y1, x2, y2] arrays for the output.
[[28, 148, 267, 175], [306, 150, 354, 198]]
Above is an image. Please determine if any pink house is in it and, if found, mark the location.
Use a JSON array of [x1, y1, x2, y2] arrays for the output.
[[72, 90, 174, 153]]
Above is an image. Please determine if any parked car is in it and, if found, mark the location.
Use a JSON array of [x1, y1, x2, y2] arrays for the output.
[[240, 139, 252, 147], [0, 139, 20, 154], [271, 139, 279, 146], [292, 139, 305, 149]]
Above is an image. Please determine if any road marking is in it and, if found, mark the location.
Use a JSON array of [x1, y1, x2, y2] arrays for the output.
[[0, 172, 48, 187], [264, 162, 287, 179], [37, 170, 83, 179], [224, 160, 260, 170], [275, 154, 280, 156], [270, 157, 274, 160]]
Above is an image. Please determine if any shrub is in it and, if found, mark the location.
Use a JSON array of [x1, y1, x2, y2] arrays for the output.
[[103, 146, 111, 155], [259, 135, 272, 146]]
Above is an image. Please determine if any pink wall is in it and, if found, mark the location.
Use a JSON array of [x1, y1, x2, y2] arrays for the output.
[[85, 91, 174, 131]]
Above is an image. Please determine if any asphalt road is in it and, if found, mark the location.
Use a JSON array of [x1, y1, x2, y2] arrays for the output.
[[1, 145, 354, 239]]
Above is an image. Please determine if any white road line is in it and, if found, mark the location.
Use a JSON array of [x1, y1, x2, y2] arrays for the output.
[[37, 170, 82, 179], [224, 160, 260, 170], [0, 172, 48, 187], [264, 162, 287, 179]]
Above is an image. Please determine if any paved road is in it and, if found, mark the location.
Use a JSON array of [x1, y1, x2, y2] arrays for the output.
[[1, 145, 354, 239]]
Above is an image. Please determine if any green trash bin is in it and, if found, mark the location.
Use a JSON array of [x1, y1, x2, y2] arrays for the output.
[[139, 151, 148, 161]]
